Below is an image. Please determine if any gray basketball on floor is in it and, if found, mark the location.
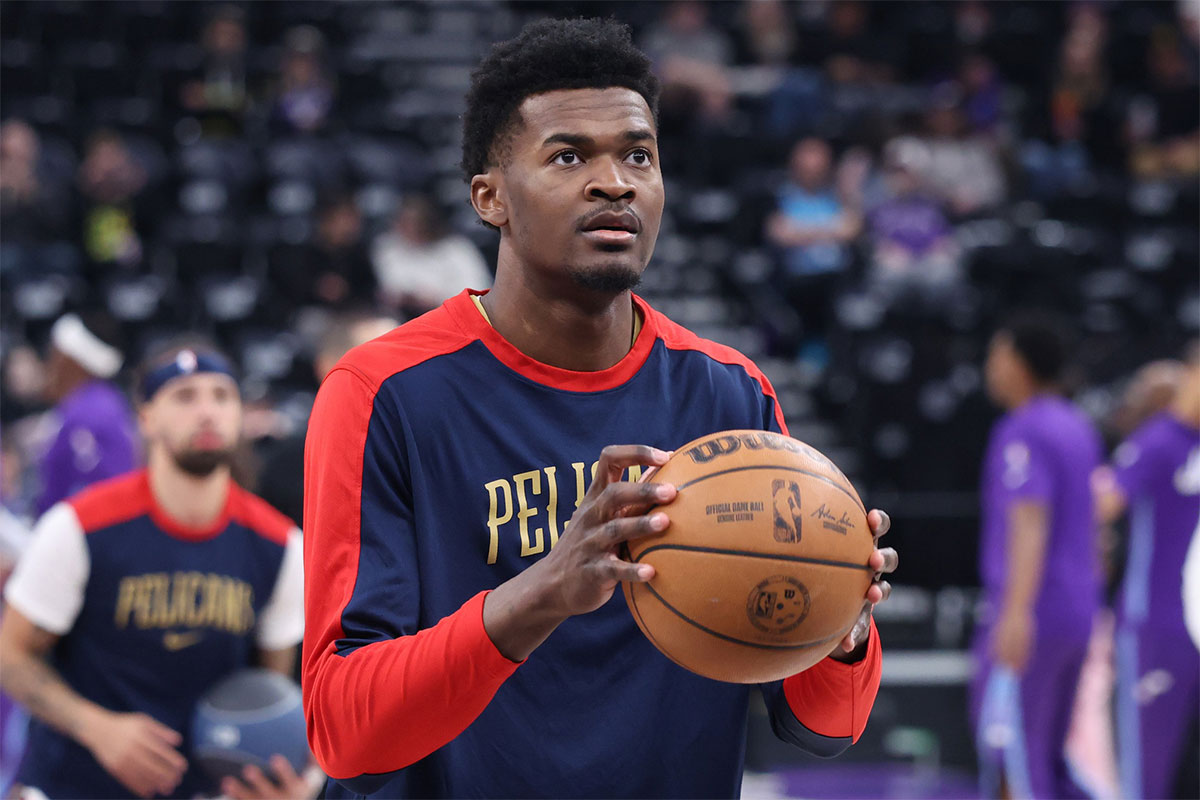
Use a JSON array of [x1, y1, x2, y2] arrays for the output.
[[192, 668, 309, 783]]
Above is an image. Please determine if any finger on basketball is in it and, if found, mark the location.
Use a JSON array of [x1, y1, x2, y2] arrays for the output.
[[867, 509, 890, 538], [590, 445, 672, 495], [594, 553, 654, 583], [599, 480, 676, 519], [597, 512, 669, 548]]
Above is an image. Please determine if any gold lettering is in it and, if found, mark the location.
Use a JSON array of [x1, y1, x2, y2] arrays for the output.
[[544, 466, 560, 549], [114, 578, 136, 628], [201, 574, 224, 627], [627, 465, 644, 483], [513, 470, 544, 557], [484, 479, 514, 565], [147, 574, 171, 628]]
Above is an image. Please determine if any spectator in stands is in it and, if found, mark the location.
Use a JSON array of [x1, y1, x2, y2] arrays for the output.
[[912, 87, 1007, 217], [1127, 23, 1200, 179], [866, 139, 961, 301], [35, 312, 136, 516], [642, 0, 734, 129], [0, 120, 72, 250], [180, 5, 250, 137], [1021, 9, 1112, 197], [276, 195, 373, 309], [738, 0, 797, 66], [958, 52, 1004, 139], [267, 26, 336, 137], [371, 194, 491, 317], [814, 0, 898, 85], [256, 313, 397, 528], [77, 129, 150, 270], [765, 138, 861, 360]]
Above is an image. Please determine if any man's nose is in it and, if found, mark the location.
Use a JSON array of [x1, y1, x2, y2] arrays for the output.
[[586, 159, 635, 202]]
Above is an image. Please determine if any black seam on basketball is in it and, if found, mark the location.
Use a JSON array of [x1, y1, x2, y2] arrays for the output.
[[673, 465, 866, 514], [640, 581, 846, 651], [633, 544, 873, 573], [625, 584, 695, 673]]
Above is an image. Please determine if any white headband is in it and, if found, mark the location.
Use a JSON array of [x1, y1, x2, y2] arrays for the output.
[[50, 314, 123, 379]]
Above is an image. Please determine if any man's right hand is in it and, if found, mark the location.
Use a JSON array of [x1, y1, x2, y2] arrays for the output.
[[483, 445, 677, 661], [82, 709, 188, 798]]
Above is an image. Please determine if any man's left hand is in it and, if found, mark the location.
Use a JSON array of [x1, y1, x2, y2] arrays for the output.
[[828, 509, 897, 664], [221, 755, 318, 800]]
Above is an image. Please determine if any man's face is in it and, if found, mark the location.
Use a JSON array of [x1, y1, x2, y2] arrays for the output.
[[140, 373, 242, 477], [984, 333, 1022, 409], [476, 87, 665, 295]]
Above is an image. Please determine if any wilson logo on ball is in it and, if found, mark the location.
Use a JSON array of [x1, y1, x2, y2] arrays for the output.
[[746, 576, 811, 635]]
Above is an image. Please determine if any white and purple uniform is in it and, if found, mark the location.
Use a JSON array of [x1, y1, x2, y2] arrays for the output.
[[1112, 412, 1200, 800], [971, 395, 1103, 799], [36, 380, 137, 515]]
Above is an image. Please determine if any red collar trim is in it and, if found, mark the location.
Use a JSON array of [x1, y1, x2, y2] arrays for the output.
[[140, 471, 235, 542], [445, 289, 657, 392]]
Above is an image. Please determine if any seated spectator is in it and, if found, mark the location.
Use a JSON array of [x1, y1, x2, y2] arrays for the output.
[[255, 312, 397, 526], [276, 195, 374, 309], [76, 130, 151, 270], [911, 88, 1007, 216], [1128, 23, 1200, 179], [179, 5, 250, 138], [867, 140, 961, 301], [371, 194, 491, 317], [766, 138, 861, 358], [0, 121, 72, 250], [958, 52, 1004, 139], [642, 0, 735, 130], [267, 26, 336, 137]]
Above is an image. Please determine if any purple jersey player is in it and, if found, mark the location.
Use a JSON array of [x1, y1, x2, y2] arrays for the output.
[[971, 315, 1103, 800], [1096, 345, 1200, 800], [35, 313, 137, 515]]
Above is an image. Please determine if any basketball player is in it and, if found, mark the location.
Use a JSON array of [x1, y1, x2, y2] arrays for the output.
[[304, 19, 896, 798], [0, 340, 309, 799], [971, 315, 1104, 799], [1094, 343, 1199, 800], [36, 311, 137, 514]]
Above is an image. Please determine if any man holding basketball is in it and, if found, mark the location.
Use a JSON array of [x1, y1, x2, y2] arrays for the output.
[[303, 18, 896, 798]]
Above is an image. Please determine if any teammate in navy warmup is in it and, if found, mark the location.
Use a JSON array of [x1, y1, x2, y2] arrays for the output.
[[304, 19, 897, 798], [0, 339, 311, 799]]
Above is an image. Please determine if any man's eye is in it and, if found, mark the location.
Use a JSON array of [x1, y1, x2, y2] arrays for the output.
[[552, 151, 580, 165], [627, 149, 651, 165]]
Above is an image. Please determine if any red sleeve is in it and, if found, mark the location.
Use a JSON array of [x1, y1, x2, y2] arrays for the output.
[[302, 367, 521, 780], [781, 618, 882, 742]]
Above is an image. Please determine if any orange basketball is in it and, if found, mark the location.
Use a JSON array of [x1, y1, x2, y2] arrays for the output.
[[623, 429, 874, 683]]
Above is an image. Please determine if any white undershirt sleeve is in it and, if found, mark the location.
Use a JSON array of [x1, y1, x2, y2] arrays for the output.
[[3, 503, 90, 635], [1184, 518, 1200, 650], [256, 528, 305, 650]]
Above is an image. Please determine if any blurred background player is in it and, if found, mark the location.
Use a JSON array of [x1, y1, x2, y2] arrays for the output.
[[972, 314, 1103, 800], [35, 311, 136, 516], [0, 339, 311, 799], [1094, 342, 1200, 800]]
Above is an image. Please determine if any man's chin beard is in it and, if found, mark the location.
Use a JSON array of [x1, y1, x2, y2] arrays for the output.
[[567, 264, 643, 294], [171, 449, 234, 477]]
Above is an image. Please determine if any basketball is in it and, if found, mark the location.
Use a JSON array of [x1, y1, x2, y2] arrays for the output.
[[623, 430, 874, 683], [191, 669, 309, 784]]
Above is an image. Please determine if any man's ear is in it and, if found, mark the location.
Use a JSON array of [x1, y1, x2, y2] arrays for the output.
[[470, 171, 508, 229]]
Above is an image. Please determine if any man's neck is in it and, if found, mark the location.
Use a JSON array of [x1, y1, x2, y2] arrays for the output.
[[147, 450, 231, 528], [480, 267, 637, 372]]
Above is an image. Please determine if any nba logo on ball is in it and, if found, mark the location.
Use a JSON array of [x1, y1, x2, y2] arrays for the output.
[[192, 669, 309, 785]]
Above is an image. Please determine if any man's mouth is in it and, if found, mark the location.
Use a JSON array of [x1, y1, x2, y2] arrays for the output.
[[580, 210, 640, 244]]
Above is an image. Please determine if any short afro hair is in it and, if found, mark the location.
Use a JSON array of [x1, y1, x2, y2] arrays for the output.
[[461, 17, 660, 181], [998, 311, 1072, 385]]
